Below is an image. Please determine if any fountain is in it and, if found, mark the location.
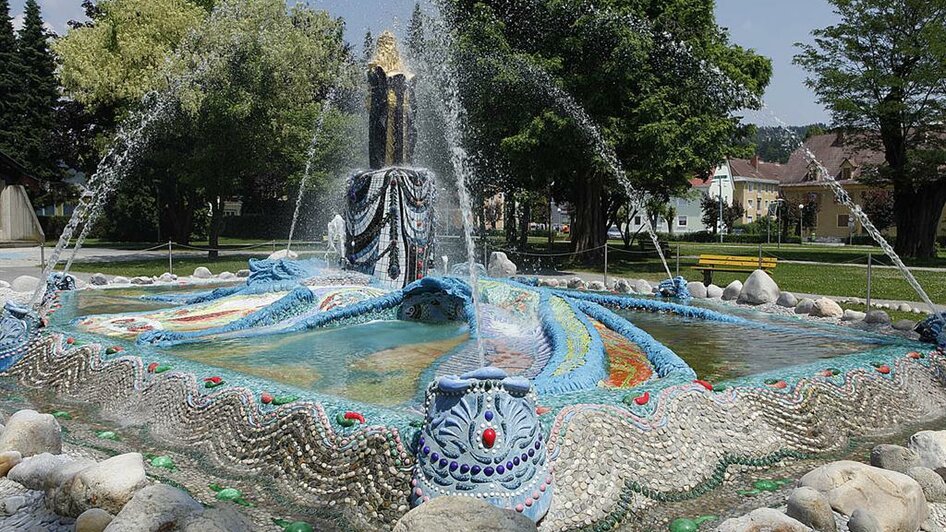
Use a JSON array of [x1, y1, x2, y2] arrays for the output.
[[5, 11, 946, 532]]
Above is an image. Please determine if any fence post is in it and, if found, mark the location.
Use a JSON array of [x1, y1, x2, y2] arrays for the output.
[[39, 241, 45, 271], [866, 253, 872, 310], [168, 241, 173, 275], [675, 243, 680, 278], [603, 244, 609, 288], [758, 243, 763, 269]]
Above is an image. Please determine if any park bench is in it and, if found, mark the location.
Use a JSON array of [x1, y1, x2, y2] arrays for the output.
[[692, 254, 778, 286]]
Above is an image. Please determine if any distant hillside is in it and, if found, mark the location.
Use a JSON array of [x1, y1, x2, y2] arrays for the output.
[[752, 124, 828, 164]]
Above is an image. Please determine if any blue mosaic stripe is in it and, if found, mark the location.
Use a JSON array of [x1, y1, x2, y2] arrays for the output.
[[532, 294, 608, 395]]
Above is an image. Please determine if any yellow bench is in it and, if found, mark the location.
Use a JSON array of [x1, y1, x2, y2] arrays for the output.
[[692, 254, 777, 285]]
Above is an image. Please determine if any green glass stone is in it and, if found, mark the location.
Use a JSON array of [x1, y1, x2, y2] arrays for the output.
[[669, 518, 698, 532], [51, 411, 71, 420], [96, 431, 119, 441], [753, 480, 779, 492], [215, 488, 242, 501], [150, 456, 175, 470], [272, 395, 298, 406], [155, 365, 171, 373], [694, 515, 717, 525]]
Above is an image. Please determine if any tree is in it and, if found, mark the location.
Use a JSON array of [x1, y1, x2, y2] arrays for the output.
[[16, 0, 60, 180], [862, 188, 895, 233], [407, 3, 425, 58], [701, 194, 722, 234], [0, 0, 24, 155], [795, 0, 946, 258], [363, 30, 374, 64], [446, 0, 771, 258], [722, 202, 745, 234]]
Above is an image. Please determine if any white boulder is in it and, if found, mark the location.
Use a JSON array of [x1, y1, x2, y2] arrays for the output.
[[737, 270, 780, 305], [218, 271, 237, 281], [811, 298, 843, 318], [11, 275, 40, 293], [722, 280, 742, 301], [68, 453, 149, 515], [237, 269, 250, 278], [687, 282, 707, 299], [799, 460, 928, 532], [157, 273, 177, 283], [908, 431, 946, 479], [842, 309, 867, 322], [632, 279, 653, 294], [191, 267, 212, 279], [90, 273, 109, 286], [706, 284, 723, 299], [76, 508, 114, 532], [0, 410, 61, 457], [776, 292, 798, 308], [717, 508, 809, 532], [487, 252, 517, 278], [567, 278, 586, 290], [111, 276, 130, 285], [130, 276, 153, 286], [587, 280, 606, 291], [267, 249, 298, 261], [613, 279, 632, 294], [393, 496, 536, 532], [104, 484, 202, 531]]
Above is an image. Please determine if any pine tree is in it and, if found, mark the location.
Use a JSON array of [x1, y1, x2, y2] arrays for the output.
[[17, 0, 60, 180], [0, 0, 24, 156], [363, 30, 373, 64], [407, 3, 424, 59]]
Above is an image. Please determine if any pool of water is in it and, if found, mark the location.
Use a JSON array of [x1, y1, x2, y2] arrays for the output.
[[620, 303, 899, 383], [52, 287, 468, 408]]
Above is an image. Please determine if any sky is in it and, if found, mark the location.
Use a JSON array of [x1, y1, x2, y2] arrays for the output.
[[8, 0, 839, 126]]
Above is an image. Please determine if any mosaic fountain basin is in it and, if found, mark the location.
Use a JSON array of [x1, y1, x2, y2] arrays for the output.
[[44, 261, 929, 430]]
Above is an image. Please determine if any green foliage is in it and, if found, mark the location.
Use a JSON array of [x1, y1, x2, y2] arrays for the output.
[[16, 0, 60, 180], [0, 0, 25, 156], [794, 0, 946, 257], [861, 188, 895, 232], [54, 0, 208, 111], [444, 0, 772, 251], [749, 124, 827, 164], [700, 194, 745, 234]]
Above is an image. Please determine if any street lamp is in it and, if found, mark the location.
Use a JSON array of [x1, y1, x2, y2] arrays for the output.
[[798, 203, 805, 243]]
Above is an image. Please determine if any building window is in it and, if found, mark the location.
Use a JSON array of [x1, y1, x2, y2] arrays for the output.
[[748, 199, 754, 208], [677, 216, 687, 227], [838, 214, 850, 228], [633, 216, 641, 226], [747, 216, 753, 223]]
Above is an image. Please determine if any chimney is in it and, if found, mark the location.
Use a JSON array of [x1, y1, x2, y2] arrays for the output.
[[750, 154, 759, 169]]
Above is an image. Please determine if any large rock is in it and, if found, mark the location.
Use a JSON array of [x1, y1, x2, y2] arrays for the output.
[[777, 292, 798, 308], [613, 279, 632, 294], [76, 508, 114, 532], [104, 484, 202, 531], [795, 298, 815, 315], [716, 508, 809, 532], [157, 273, 177, 283], [908, 431, 946, 479], [632, 279, 653, 295], [8, 453, 77, 490], [393, 496, 536, 532], [538, 278, 560, 288], [893, 319, 916, 331], [218, 271, 237, 281], [687, 282, 707, 299], [268, 249, 298, 261], [68, 453, 149, 515], [587, 280, 606, 291], [842, 309, 867, 322], [90, 273, 108, 286], [130, 276, 153, 286], [799, 460, 928, 532], [11, 275, 40, 293], [706, 284, 723, 299], [0, 410, 61, 457], [111, 276, 130, 285], [737, 270, 780, 305], [191, 267, 213, 279], [0, 451, 21, 477], [180, 505, 254, 532], [786, 486, 836, 532], [864, 310, 891, 325], [0, 280, 9, 289], [567, 278, 586, 290], [847, 509, 882, 532], [870, 444, 920, 473], [811, 298, 843, 318], [906, 466, 946, 503], [898, 303, 913, 312], [236, 269, 250, 278], [487, 252, 517, 278], [722, 280, 743, 301]]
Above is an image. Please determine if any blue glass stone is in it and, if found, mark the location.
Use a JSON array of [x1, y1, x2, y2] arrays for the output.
[[423, 446, 430, 455], [449, 461, 459, 471], [419, 437, 425, 447], [497, 465, 505, 474], [513, 457, 520, 466], [459, 464, 469, 474], [484, 411, 494, 421], [535, 440, 541, 449], [521, 453, 528, 462], [471, 465, 481, 475], [506, 461, 513, 470], [431, 452, 439, 462], [528, 449, 535, 457], [439, 458, 448, 468], [484, 466, 494, 476]]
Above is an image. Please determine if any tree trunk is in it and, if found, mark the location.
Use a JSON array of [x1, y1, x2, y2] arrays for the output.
[[570, 171, 606, 261], [892, 183, 946, 259], [159, 184, 194, 246], [504, 192, 517, 247], [518, 198, 530, 250]]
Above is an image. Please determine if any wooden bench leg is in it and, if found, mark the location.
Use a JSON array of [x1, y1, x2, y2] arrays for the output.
[[703, 270, 712, 286]]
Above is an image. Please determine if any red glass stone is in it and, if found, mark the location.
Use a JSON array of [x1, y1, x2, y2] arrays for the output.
[[482, 428, 496, 448]]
